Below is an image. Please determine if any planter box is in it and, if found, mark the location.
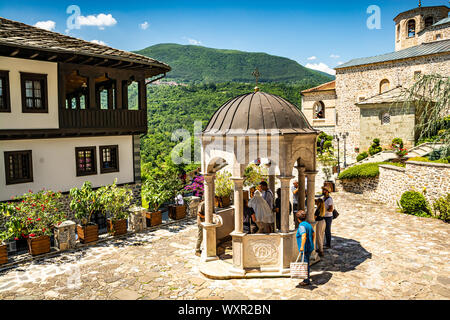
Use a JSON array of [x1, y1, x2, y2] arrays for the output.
[[146, 210, 162, 227], [168, 205, 186, 220], [77, 224, 99, 244], [0, 244, 7, 265], [107, 219, 128, 236], [215, 196, 231, 208], [27, 235, 51, 256]]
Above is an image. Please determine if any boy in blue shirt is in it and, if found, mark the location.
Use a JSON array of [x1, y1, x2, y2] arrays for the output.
[[296, 210, 315, 286]]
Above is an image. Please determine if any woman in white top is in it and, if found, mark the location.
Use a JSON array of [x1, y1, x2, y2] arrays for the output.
[[322, 186, 334, 248]]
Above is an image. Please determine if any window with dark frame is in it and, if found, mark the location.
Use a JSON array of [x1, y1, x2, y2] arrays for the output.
[[75, 147, 97, 176], [21, 73, 48, 113], [99, 145, 119, 174], [0, 71, 11, 112], [407, 19, 416, 38], [4, 150, 33, 185]]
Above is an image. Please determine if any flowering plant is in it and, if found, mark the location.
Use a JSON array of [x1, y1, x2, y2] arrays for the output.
[[98, 180, 133, 223], [215, 171, 233, 198], [2, 190, 65, 239], [184, 175, 204, 197]]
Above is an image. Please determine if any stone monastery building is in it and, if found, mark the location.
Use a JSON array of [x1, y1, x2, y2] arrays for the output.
[[302, 4, 450, 164]]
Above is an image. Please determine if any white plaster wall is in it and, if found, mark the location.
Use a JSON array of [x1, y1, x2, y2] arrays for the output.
[[0, 136, 134, 201], [0, 56, 59, 129]]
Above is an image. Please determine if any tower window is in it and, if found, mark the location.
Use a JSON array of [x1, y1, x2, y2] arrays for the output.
[[424, 16, 434, 28], [407, 20, 416, 38], [397, 25, 401, 40]]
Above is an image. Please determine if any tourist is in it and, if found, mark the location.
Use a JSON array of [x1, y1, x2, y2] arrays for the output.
[[274, 188, 292, 231], [195, 200, 205, 257], [314, 198, 326, 257], [322, 186, 334, 249], [243, 199, 258, 234], [292, 180, 299, 212], [296, 210, 315, 286], [259, 181, 274, 210], [249, 190, 274, 233]]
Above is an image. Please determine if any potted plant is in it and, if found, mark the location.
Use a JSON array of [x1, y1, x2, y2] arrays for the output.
[[142, 177, 170, 227], [70, 182, 103, 244], [243, 164, 268, 189], [391, 138, 408, 163], [100, 180, 133, 236], [184, 175, 204, 198], [14, 190, 65, 256], [214, 171, 233, 208], [168, 194, 187, 220], [0, 231, 8, 265]]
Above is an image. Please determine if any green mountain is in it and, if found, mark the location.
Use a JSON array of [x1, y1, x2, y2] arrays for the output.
[[135, 43, 334, 84]]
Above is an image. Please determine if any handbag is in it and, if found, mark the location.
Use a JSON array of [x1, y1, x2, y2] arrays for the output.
[[332, 209, 339, 220], [290, 252, 309, 279]]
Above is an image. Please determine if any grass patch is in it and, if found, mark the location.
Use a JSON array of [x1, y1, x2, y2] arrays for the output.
[[338, 162, 405, 180]]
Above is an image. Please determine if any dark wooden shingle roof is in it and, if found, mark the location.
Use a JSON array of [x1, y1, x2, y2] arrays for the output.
[[0, 17, 171, 75]]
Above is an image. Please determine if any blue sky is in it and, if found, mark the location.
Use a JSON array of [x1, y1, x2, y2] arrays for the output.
[[1, 0, 448, 75]]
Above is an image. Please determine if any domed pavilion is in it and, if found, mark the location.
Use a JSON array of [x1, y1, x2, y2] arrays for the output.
[[199, 87, 320, 278]]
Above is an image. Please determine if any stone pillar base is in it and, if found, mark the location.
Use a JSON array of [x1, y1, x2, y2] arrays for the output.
[[129, 207, 146, 232], [202, 223, 219, 262], [54, 220, 76, 251]]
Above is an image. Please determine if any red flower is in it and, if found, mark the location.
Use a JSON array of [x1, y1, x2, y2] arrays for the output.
[[42, 228, 46, 232], [36, 218, 41, 221], [28, 218, 32, 221], [14, 237, 19, 241], [16, 207, 20, 211], [29, 233, 36, 238]]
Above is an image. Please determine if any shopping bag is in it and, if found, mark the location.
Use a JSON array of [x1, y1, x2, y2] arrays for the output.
[[290, 252, 308, 279]]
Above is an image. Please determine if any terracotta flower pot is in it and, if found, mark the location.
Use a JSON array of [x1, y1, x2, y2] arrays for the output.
[[168, 205, 186, 220], [146, 210, 162, 227], [27, 235, 51, 256], [215, 196, 231, 208], [77, 224, 99, 244], [107, 219, 127, 236], [0, 243, 7, 265]]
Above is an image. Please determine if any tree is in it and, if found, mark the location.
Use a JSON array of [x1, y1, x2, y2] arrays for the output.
[[403, 74, 450, 158]]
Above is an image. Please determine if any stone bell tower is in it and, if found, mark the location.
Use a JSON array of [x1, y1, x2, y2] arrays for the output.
[[394, 2, 449, 51]]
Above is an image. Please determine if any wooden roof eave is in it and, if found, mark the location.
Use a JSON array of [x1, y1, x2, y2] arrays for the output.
[[0, 41, 171, 75]]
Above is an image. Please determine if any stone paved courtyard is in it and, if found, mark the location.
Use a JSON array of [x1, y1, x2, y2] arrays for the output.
[[0, 192, 449, 300]]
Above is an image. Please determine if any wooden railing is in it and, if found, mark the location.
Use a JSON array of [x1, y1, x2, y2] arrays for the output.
[[59, 109, 147, 132]]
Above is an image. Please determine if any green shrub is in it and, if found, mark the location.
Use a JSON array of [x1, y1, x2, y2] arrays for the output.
[[433, 194, 450, 222], [323, 140, 332, 150], [368, 138, 382, 156], [399, 191, 431, 217], [338, 162, 404, 180], [391, 138, 404, 149], [407, 157, 449, 164], [356, 152, 369, 162]]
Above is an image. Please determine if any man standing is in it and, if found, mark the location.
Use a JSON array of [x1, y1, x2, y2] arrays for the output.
[[322, 186, 334, 249], [296, 210, 315, 286], [195, 200, 205, 257], [259, 181, 274, 210]]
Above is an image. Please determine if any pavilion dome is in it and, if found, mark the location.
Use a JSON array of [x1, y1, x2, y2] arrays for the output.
[[203, 90, 317, 135]]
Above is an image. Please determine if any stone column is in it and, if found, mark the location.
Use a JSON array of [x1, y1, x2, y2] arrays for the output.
[[298, 167, 306, 211], [232, 178, 244, 233], [306, 172, 317, 223], [128, 207, 146, 232], [202, 174, 218, 261], [203, 174, 214, 224], [54, 220, 77, 251], [268, 175, 276, 194], [278, 176, 293, 233]]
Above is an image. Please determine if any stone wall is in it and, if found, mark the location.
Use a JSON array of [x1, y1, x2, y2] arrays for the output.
[[337, 161, 450, 206], [302, 90, 337, 132], [359, 104, 416, 151], [335, 53, 450, 163]]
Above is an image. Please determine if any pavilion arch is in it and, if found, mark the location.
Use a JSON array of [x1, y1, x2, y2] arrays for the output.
[[198, 88, 320, 277]]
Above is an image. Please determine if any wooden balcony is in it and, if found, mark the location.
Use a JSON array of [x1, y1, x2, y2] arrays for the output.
[[59, 109, 147, 133]]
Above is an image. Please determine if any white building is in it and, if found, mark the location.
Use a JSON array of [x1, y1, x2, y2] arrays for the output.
[[0, 17, 170, 202]]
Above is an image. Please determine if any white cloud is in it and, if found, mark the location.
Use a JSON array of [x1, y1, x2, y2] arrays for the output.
[[34, 20, 56, 31], [307, 56, 317, 60], [330, 54, 340, 59], [306, 62, 336, 75], [184, 37, 202, 45], [77, 13, 117, 30], [140, 21, 149, 30], [91, 39, 107, 46], [337, 61, 344, 65]]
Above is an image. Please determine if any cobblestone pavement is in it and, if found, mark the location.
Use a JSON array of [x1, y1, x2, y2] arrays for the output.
[[0, 192, 449, 300]]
